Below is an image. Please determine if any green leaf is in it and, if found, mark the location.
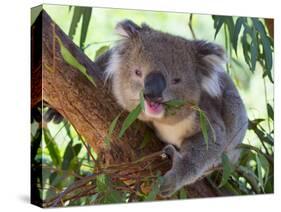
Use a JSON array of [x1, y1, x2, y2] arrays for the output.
[[56, 36, 96, 87], [164, 99, 186, 108], [199, 110, 209, 149], [68, 7, 83, 40], [95, 45, 110, 60], [224, 17, 235, 40], [104, 190, 125, 203], [214, 17, 224, 39], [232, 17, 244, 54], [96, 174, 110, 193], [139, 130, 153, 149], [104, 113, 121, 146], [119, 104, 142, 138], [252, 18, 273, 81], [219, 153, 235, 187], [62, 141, 82, 170], [255, 154, 264, 191], [250, 29, 258, 71], [139, 90, 145, 112], [258, 153, 270, 186], [44, 129, 61, 166], [144, 175, 163, 201], [241, 29, 251, 69], [80, 8, 92, 49], [179, 188, 188, 199], [267, 103, 274, 121]]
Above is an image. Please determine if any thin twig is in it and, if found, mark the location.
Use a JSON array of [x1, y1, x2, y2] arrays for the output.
[[188, 14, 196, 39]]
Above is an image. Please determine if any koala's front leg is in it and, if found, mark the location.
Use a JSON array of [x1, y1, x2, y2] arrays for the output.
[[159, 123, 226, 197]]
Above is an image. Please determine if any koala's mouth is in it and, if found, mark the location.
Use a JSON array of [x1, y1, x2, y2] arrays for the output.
[[144, 99, 165, 118]]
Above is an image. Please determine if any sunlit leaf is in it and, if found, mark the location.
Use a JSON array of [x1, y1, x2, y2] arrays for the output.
[[139, 90, 145, 112], [164, 99, 186, 108], [56, 36, 96, 87], [119, 104, 142, 138], [199, 110, 209, 149], [95, 45, 110, 60], [44, 129, 61, 166], [104, 113, 121, 146]]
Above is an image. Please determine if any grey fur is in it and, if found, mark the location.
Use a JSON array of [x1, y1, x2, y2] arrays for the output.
[[100, 20, 248, 197]]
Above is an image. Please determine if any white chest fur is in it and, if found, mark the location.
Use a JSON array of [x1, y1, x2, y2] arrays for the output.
[[152, 114, 196, 148]]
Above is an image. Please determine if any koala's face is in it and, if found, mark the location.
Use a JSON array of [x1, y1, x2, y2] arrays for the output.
[[106, 20, 225, 123]]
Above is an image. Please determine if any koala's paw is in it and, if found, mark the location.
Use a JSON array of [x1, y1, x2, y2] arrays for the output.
[[159, 170, 178, 197], [162, 144, 178, 160]]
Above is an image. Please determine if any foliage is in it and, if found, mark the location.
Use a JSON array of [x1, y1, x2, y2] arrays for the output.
[[32, 7, 274, 207]]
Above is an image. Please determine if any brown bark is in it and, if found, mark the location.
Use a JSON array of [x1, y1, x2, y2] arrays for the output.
[[265, 18, 274, 39], [33, 10, 219, 199]]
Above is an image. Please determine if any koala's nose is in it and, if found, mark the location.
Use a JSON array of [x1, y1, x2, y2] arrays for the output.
[[144, 72, 166, 102]]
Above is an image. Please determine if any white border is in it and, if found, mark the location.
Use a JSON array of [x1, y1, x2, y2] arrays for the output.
[[0, 0, 279, 211]]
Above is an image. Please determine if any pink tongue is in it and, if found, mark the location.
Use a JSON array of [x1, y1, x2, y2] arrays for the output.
[[147, 101, 161, 112]]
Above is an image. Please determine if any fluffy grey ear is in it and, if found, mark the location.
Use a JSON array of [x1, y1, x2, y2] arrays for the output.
[[194, 40, 227, 66], [115, 19, 141, 38], [193, 40, 227, 97]]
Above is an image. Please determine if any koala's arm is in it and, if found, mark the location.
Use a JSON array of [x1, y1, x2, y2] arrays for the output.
[[160, 117, 226, 197]]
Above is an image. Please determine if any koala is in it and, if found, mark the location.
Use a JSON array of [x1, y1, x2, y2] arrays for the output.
[[97, 20, 248, 197]]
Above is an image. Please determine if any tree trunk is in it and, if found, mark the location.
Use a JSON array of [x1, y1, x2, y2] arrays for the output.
[[32, 10, 219, 199]]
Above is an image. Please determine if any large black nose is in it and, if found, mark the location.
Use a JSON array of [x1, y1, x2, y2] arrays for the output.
[[144, 72, 166, 102]]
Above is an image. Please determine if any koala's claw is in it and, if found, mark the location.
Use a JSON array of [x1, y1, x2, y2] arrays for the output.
[[163, 144, 177, 160], [159, 171, 178, 197]]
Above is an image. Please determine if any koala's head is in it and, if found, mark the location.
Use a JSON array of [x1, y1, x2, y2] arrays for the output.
[[105, 20, 226, 123]]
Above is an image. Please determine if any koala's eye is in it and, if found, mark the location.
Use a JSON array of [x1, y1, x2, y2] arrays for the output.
[[172, 78, 181, 84], [135, 69, 142, 77]]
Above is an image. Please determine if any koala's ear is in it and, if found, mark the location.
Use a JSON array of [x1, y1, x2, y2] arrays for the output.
[[115, 19, 141, 38], [193, 40, 227, 66], [193, 40, 227, 98]]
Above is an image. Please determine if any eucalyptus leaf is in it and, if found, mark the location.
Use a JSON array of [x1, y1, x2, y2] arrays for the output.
[[119, 104, 142, 138], [255, 154, 264, 191], [219, 153, 235, 187], [68, 7, 83, 40], [95, 45, 110, 60], [139, 90, 145, 112], [232, 17, 244, 54], [80, 8, 92, 49], [104, 113, 121, 146], [267, 103, 274, 121], [44, 129, 61, 166], [56, 36, 96, 87], [164, 99, 186, 108], [144, 175, 163, 201], [250, 29, 258, 71], [199, 111, 209, 149]]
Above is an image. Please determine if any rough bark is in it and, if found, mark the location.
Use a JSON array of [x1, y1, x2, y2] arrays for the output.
[[32, 10, 219, 198]]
